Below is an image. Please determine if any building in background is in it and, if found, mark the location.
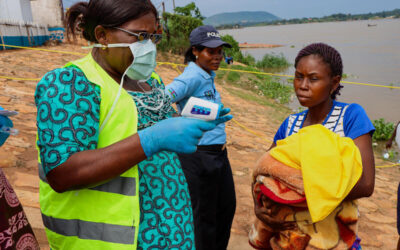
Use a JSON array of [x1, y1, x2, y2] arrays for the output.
[[31, 0, 63, 27], [0, 0, 64, 50], [0, 0, 34, 23]]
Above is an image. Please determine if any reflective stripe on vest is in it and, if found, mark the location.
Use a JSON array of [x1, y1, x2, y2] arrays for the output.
[[41, 214, 135, 245], [38, 53, 140, 249], [38, 163, 136, 196]]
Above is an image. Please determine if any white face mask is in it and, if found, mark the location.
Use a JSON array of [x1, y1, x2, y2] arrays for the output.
[[93, 39, 157, 81], [91, 40, 157, 132]]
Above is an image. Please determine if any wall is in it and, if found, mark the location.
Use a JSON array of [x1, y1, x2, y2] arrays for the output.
[[20, 0, 34, 22], [0, 0, 33, 22], [0, 20, 50, 50], [31, 0, 63, 27]]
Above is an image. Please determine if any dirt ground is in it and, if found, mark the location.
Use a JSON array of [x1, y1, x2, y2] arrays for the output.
[[0, 43, 399, 249]]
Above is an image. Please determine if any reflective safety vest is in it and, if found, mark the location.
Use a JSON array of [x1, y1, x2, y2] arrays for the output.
[[38, 54, 141, 249]]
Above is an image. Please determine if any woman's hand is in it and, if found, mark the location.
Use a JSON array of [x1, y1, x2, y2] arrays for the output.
[[386, 139, 393, 149], [139, 111, 233, 157], [46, 112, 233, 193], [252, 183, 296, 232]]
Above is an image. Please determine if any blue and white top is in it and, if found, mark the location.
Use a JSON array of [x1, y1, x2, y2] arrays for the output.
[[166, 62, 226, 146], [274, 101, 375, 143]]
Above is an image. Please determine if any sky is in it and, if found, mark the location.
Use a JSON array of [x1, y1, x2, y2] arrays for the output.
[[63, 0, 400, 19], [152, 0, 400, 19]]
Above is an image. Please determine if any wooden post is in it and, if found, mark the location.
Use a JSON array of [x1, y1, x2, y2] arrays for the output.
[[172, 0, 176, 12], [60, 0, 65, 23], [26, 26, 32, 46], [162, 2, 165, 13], [0, 29, 6, 50]]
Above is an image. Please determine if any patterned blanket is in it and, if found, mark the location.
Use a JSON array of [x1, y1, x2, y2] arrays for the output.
[[249, 153, 360, 250]]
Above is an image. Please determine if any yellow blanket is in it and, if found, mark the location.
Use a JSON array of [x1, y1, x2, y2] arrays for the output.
[[270, 124, 362, 222]]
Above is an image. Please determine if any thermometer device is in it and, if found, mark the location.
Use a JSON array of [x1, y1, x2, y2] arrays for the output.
[[181, 97, 220, 121]]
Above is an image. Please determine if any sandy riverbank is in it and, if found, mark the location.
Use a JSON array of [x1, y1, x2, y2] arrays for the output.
[[239, 42, 283, 48], [0, 43, 398, 249]]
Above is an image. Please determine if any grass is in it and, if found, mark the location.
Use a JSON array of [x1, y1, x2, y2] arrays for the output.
[[255, 53, 290, 70], [216, 70, 227, 80], [224, 87, 292, 123], [227, 71, 241, 82], [218, 64, 293, 104]]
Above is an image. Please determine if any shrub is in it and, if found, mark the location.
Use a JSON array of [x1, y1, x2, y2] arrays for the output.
[[227, 71, 240, 82], [158, 3, 203, 54], [372, 118, 394, 141], [255, 53, 290, 69]]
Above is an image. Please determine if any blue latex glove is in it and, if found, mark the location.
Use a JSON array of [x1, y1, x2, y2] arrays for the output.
[[138, 114, 232, 157], [0, 115, 13, 146]]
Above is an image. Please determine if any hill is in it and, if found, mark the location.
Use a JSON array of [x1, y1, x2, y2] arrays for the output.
[[204, 11, 280, 27]]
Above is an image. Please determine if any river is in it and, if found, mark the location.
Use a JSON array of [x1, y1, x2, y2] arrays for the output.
[[220, 19, 400, 122]]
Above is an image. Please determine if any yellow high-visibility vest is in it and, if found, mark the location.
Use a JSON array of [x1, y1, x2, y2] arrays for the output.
[[38, 53, 140, 249]]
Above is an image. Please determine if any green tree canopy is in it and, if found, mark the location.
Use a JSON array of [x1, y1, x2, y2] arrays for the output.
[[158, 2, 204, 54], [174, 2, 204, 20]]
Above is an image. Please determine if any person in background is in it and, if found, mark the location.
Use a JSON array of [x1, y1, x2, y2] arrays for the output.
[[386, 120, 400, 153], [0, 107, 39, 249], [35, 1, 231, 249], [165, 25, 236, 250], [253, 43, 375, 248], [385, 120, 400, 249], [225, 54, 233, 65]]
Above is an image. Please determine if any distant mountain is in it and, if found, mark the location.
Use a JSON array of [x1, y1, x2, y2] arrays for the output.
[[204, 11, 280, 27]]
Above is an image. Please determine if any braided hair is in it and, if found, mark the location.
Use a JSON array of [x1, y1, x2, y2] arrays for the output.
[[294, 43, 343, 100], [65, 0, 158, 43]]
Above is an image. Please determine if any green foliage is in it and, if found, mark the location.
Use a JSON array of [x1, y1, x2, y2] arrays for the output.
[[220, 35, 289, 70], [220, 35, 240, 52], [158, 4, 203, 54], [372, 118, 395, 141], [218, 64, 293, 104], [227, 71, 240, 82], [220, 34, 254, 65], [157, 35, 190, 54], [174, 2, 204, 20], [258, 79, 292, 104], [163, 12, 203, 39], [255, 53, 290, 69], [216, 70, 227, 80]]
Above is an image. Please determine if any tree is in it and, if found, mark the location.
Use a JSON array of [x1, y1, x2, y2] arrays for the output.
[[157, 2, 204, 54], [174, 2, 204, 20]]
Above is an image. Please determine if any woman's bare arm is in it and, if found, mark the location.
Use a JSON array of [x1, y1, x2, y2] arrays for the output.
[[46, 134, 146, 193], [346, 133, 375, 199]]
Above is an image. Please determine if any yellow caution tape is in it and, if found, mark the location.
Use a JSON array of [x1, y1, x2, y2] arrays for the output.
[[376, 163, 400, 168], [1, 43, 398, 90], [159, 61, 400, 166], [0, 44, 86, 56], [231, 119, 272, 144], [1, 44, 399, 169], [340, 80, 400, 89], [0, 75, 40, 81], [158, 62, 400, 90]]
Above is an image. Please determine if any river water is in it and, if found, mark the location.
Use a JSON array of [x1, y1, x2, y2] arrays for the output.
[[220, 19, 400, 122]]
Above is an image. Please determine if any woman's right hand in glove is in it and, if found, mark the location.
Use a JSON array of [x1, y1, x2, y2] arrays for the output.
[[139, 114, 232, 157]]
